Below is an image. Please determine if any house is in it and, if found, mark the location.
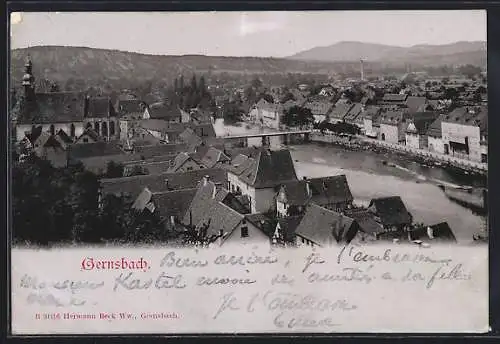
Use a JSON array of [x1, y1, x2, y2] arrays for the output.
[[441, 106, 488, 162], [75, 128, 101, 144], [407, 222, 457, 243], [144, 102, 183, 123], [328, 102, 353, 123], [380, 93, 408, 108], [276, 175, 354, 217], [405, 112, 439, 150], [227, 148, 298, 213], [84, 97, 119, 141], [426, 114, 446, 154], [167, 152, 204, 173], [345, 208, 384, 243], [100, 168, 227, 199], [179, 128, 203, 147], [248, 99, 284, 129], [123, 159, 175, 176], [342, 103, 364, 129], [362, 106, 382, 138], [302, 98, 334, 123], [378, 110, 408, 143], [12, 57, 86, 142], [23, 129, 68, 168], [368, 196, 413, 232], [181, 177, 270, 246], [132, 187, 198, 226], [271, 216, 303, 246], [200, 147, 231, 168], [133, 143, 190, 159], [404, 96, 432, 114], [295, 204, 361, 247]]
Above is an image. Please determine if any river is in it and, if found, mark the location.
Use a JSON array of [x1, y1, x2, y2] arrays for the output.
[[214, 119, 487, 242]]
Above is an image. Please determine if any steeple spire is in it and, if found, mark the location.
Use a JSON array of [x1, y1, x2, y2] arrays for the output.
[[22, 55, 35, 99]]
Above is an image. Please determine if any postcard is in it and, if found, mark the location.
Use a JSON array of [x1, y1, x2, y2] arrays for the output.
[[9, 10, 488, 335]]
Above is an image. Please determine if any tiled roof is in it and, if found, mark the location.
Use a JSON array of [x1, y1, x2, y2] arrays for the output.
[[382, 93, 408, 102], [405, 96, 427, 113], [117, 99, 145, 115], [379, 110, 406, 125], [442, 106, 488, 135], [179, 128, 203, 147], [100, 168, 227, 198], [408, 222, 457, 242], [295, 204, 359, 246], [133, 143, 190, 159], [245, 213, 276, 237], [168, 152, 195, 172], [303, 100, 334, 116], [343, 103, 364, 123], [87, 97, 115, 118], [360, 105, 382, 120], [426, 114, 446, 138], [69, 141, 124, 159], [345, 208, 385, 235], [182, 181, 244, 239], [368, 196, 413, 227], [277, 175, 355, 207], [406, 112, 439, 135], [124, 160, 173, 176], [17, 92, 86, 124], [77, 128, 101, 142], [148, 103, 182, 120], [328, 103, 353, 120], [201, 147, 231, 168], [233, 149, 298, 189], [132, 187, 197, 221]]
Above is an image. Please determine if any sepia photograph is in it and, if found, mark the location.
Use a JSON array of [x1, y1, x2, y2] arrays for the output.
[[9, 10, 489, 334]]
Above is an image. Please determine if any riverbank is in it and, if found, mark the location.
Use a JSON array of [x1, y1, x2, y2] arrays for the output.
[[309, 132, 487, 180]]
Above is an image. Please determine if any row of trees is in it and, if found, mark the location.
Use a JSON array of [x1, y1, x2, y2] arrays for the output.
[[12, 155, 171, 246]]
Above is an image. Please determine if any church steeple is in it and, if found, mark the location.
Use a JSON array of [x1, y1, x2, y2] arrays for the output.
[[22, 55, 35, 99]]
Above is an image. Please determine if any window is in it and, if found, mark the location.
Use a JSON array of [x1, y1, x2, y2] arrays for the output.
[[83, 138, 88, 143], [94, 122, 100, 133], [241, 226, 249, 238], [110, 121, 115, 136], [70, 124, 75, 137], [301, 237, 305, 243], [49, 125, 55, 135], [187, 167, 193, 171], [102, 122, 108, 137], [237, 186, 241, 194]]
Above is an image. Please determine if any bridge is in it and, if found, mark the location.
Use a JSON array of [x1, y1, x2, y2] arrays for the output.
[[221, 129, 312, 147], [222, 129, 312, 139], [220, 129, 313, 147]]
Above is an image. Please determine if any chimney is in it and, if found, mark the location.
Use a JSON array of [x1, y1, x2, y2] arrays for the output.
[[218, 229, 224, 247], [212, 185, 217, 199], [164, 179, 169, 190], [305, 179, 311, 198], [203, 175, 210, 186], [170, 215, 176, 227]]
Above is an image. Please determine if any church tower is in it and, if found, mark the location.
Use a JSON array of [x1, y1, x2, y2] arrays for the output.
[[22, 55, 35, 100]]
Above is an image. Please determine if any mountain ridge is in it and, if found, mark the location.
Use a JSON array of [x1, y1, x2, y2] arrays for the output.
[[288, 40, 486, 63]]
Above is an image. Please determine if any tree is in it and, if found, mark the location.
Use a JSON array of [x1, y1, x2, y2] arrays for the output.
[[260, 93, 274, 103], [222, 101, 243, 125], [282, 106, 314, 128], [182, 220, 223, 247], [105, 161, 124, 178], [199, 75, 206, 96], [444, 87, 459, 101], [280, 92, 296, 103], [458, 64, 482, 79], [251, 77, 263, 90], [190, 75, 198, 93]]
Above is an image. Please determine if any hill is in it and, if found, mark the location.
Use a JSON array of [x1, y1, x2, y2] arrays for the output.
[[10, 46, 346, 86], [288, 41, 487, 66]]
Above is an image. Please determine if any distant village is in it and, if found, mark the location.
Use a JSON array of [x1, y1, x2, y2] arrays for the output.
[[10, 56, 488, 247]]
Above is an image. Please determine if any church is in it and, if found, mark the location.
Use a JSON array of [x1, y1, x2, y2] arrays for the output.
[[11, 56, 120, 143]]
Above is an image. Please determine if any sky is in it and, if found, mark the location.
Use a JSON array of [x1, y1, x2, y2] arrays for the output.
[[10, 11, 487, 58]]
